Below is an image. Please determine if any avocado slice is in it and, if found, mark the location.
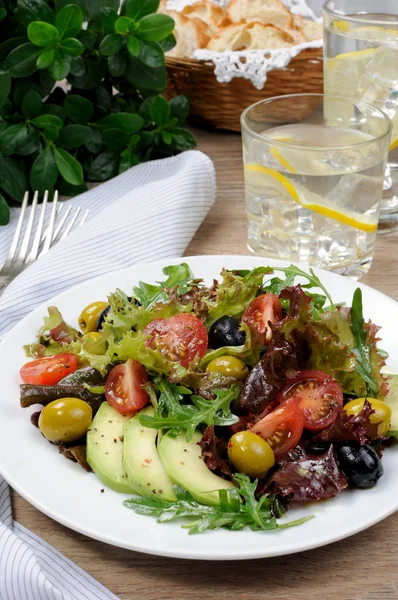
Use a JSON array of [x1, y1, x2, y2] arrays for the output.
[[385, 374, 398, 430], [123, 407, 176, 501], [158, 430, 234, 506], [86, 402, 133, 494]]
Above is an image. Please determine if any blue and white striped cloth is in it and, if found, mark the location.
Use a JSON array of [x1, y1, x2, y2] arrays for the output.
[[0, 150, 216, 600]]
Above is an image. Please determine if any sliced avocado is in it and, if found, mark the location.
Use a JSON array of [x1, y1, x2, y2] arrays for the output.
[[123, 407, 176, 501], [385, 374, 398, 430], [158, 430, 234, 506], [86, 402, 133, 494]]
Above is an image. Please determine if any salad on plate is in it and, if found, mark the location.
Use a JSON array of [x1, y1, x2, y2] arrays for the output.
[[19, 263, 398, 535]]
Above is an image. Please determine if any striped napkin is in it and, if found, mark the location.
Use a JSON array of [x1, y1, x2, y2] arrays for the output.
[[0, 150, 216, 600]]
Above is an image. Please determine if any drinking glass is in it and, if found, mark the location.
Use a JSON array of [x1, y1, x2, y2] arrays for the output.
[[323, 0, 398, 233], [241, 93, 391, 279]]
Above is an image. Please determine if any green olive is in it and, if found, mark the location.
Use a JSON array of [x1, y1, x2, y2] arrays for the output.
[[78, 301, 109, 333], [206, 356, 249, 380], [227, 430, 275, 478], [81, 331, 107, 355], [39, 398, 93, 443], [344, 397, 391, 436]]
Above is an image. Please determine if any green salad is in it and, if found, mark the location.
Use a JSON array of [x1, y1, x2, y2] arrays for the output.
[[19, 263, 398, 534]]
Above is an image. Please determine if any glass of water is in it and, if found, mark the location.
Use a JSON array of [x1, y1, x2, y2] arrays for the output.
[[241, 93, 391, 279], [323, 0, 398, 233]]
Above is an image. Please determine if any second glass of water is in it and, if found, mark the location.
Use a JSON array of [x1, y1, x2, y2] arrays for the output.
[[241, 93, 391, 279]]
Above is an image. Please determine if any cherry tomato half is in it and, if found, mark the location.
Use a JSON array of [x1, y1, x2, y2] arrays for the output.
[[241, 294, 282, 346], [20, 354, 78, 385], [105, 359, 149, 415], [250, 397, 304, 459], [143, 313, 208, 367], [278, 370, 343, 432]]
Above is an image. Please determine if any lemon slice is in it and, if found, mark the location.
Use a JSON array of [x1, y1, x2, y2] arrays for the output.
[[267, 136, 297, 173], [244, 163, 378, 232]]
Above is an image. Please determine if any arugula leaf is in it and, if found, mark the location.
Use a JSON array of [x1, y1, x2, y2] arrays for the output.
[[133, 263, 199, 308], [264, 265, 335, 313], [139, 379, 240, 440], [123, 474, 313, 534], [350, 288, 379, 398]]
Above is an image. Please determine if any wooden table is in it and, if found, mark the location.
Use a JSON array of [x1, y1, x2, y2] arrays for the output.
[[13, 127, 398, 600]]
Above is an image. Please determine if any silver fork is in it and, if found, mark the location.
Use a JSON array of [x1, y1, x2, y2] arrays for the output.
[[0, 190, 88, 298]]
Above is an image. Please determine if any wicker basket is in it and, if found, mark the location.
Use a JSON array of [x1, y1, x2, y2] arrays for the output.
[[165, 48, 323, 131]]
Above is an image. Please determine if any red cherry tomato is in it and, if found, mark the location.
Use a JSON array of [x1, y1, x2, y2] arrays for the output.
[[105, 359, 149, 415], [241, 294, 282, 346], [20, 354, 77, 385], [277, 370, 343, 432], [250, 398, 303, 459], [143, 313, 208, 367]]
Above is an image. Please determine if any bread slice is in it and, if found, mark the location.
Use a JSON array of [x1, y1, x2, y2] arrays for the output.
[[226, 0, 292, 30], [165, 10, 211, 58], [293, 15, 323, 41], [207, 21, 295, 51], [181, 1, 230, 34]]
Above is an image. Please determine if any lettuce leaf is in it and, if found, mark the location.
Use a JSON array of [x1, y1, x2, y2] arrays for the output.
[[201, 267, 273, 328], [132, 263, 199, 308]]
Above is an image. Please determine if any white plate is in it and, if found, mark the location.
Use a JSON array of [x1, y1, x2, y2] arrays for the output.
[[1, 255, 398, 561]]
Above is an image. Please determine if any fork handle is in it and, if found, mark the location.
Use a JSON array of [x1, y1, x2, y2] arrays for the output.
[[0, 276, 12, 299]]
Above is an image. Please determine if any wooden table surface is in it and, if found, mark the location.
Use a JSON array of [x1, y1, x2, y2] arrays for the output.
[[12, 127, 398, 600]]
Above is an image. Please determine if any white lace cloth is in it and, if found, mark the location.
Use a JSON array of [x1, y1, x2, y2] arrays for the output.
[[166, 0, 323, 90]]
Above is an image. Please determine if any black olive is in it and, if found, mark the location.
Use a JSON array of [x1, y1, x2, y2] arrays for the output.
[[307, 442, 331, 455], [336, 442, 383, 488], [96, 305, 110, 330], [208, 316, 246, 349]]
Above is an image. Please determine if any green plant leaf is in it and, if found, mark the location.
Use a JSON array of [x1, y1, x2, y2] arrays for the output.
[[63, 94, 94, 123], [137, 14, 175, 42], [28, 21, 59, 47], [15, 129, 41, 156], [150, 95, 170, 127], [124, 0, 141, 20], [0, 8, 6, 23], [0, 124, 29, 156], [102, 128, 130, 149], [0, 37, 28, 63], [0, 193, 10, 225], [99, 33, 123, 57], [57, 124, 91, 148], [138, 0, 161, 19], [60, 38, 84, 56], [42, 125, 59, 142], [170, 95, 190, 124], [88, 8, 118, 35], [115, 16, 134, 34], [37, 46, 56, 69], [55, 0, 85, 13], [22, 90, 43, 118], [138, 40, 164, 68], [5, 43, 42, 78], [77, 29, 97, 49], [161, 130, 172, 145], [125, 56, 166, 92], [87, 149, 119, 181], [40, 103, 66, 120], [95, 113, 144, 134], [69, 57, 107, 90], [55, 4, 83, 39], [57, 179, 88, 197], [29, 146, 59, 194], [127, 35, 141, 57], [53, 146, 83, 185], [108, 51, 127, 76], [69, 55, 85, 76], [86, 0, 119, 17], [169, 127, 196, 151], [119, 147, 139, 173], [85, 128, 102, 153], [159, 33, 176, 52], [48, 53, 70, 79], [15, 0, 55, 27], [0, 71, 11, 108], [0, 155, 28, 201], [31, 114, 64, 130]]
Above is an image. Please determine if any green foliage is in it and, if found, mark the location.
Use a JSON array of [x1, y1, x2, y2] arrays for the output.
[[0, 0, 194, 224]]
